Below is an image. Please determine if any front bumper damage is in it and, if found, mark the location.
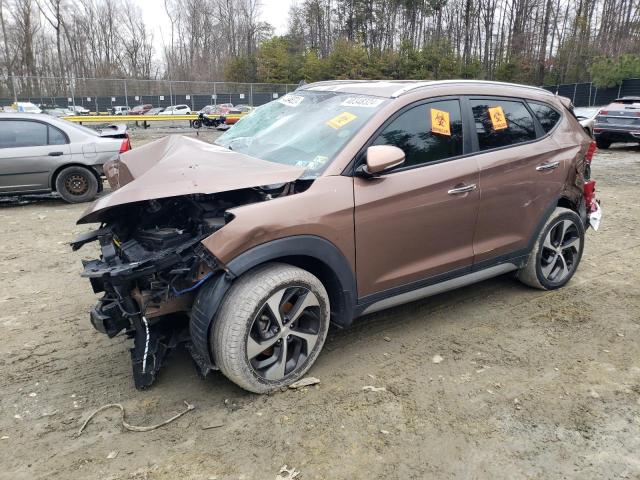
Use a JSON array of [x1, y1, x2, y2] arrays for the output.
[[74, 226, 221, 389]]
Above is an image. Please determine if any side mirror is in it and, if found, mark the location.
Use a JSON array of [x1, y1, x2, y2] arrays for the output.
[[357, 145, 405, 177]]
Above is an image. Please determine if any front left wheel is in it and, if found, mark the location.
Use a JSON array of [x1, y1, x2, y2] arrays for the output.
[[211, 263, 330, 393]]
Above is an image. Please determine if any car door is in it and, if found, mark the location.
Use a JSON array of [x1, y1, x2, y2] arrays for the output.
[[467, 97, 567, 264], [353, 98, 480, 298], [0, 119, 71, 194]]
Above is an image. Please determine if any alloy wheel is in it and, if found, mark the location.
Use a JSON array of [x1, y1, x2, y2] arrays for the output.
[[247, 286, 321, 381], [540, 219, 582, 283]]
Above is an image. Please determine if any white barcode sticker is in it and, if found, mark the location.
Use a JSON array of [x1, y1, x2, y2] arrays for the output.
[[340, 97, 385, 108], [277, 94, 304, 107]]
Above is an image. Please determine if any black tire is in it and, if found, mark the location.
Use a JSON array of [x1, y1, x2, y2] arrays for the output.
[[517, 207, 585, 290], [192, 119, 202, 129], [211, 263, 330, 393], [55, 166, 99, 203], [596, 138, 611, 149]]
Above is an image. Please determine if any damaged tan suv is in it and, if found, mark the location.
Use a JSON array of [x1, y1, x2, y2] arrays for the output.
[[73, 80, 601, 392]]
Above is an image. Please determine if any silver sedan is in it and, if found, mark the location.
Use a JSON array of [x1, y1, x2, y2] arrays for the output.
[[0, 113, 130, 202]]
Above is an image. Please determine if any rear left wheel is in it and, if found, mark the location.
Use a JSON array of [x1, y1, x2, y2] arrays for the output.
[[55, 166, 98, 203], [211, 263, 330, 393], [517, 207, 585, 290]]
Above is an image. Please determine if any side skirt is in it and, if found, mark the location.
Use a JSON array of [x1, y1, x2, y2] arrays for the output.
[[358, 262, 518, 316]]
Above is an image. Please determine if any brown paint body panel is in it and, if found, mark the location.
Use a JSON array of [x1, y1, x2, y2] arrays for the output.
[[201, 175, 357, 273], [472, 140, 566, 263], [353, 158, 479, 296]]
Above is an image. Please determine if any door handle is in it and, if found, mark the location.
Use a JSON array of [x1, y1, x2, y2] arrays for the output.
[[448, 184, 477, 195], [48, 151, 64, 156], [536, 161, 560, 171]]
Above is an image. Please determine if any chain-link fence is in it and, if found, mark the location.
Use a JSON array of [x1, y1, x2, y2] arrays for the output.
[[541, 78, 640, 107], [5, 75, 640, 111], [0, 76, 299, 112]]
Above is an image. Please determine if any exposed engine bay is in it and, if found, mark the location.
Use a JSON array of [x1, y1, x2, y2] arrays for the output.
[[72, 182, 303, 389]]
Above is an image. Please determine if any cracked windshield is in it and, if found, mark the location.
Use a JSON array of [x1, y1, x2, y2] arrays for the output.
[[215, 90, 388, 176]]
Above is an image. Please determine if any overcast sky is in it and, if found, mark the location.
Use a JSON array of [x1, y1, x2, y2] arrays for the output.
[[137, 0, 294, 55]]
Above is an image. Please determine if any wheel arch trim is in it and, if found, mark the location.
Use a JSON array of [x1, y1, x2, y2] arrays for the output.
[[50, 162, 101, 191], [189, 235, 357, 367]]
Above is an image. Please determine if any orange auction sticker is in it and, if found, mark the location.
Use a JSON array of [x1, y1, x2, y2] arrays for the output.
[[488, 106, 508, 130], [430, 108, 451, 136], [326, 112, 357, 129]]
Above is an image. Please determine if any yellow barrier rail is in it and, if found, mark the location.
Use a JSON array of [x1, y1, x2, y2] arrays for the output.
[[64, 113, 245, 123]]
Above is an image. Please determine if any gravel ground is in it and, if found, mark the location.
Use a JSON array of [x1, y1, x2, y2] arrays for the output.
[[0, 131, 638, 480]]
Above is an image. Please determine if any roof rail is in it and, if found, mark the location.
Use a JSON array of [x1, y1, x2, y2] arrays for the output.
[[391, 79, 553, 98]]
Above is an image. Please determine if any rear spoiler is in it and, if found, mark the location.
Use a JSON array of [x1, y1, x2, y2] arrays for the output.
[[557, 95, 574, 111], [98, 123, 128, 139]]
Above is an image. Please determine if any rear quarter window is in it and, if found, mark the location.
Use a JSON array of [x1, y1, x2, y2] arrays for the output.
[[470, 99, 536, 151], [528, 101, 561, 133]]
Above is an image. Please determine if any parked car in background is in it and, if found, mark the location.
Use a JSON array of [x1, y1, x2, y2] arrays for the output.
[[159, 104, 192, 115], [43, 107, 71, 118], [67, 105, 91, 115], [12, 102, 42, 113], [593, 97, 640, 148], [231, 104, 253, 113], [198, 105, 220, 115], [222, 105, 253, 126], [111, 105, 131, 116], [216, 103, 234, 114], [0, 113, 131, 202], [73, 80, 599, 392], [129, 104, 154, 115], [574, 106, 599, 137], [144, 107, 164, 115]]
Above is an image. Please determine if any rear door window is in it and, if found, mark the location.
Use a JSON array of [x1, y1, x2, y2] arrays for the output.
[[470, 99, 536, 151], [372, 99, 464, 169], [528, 101, 561, 133]]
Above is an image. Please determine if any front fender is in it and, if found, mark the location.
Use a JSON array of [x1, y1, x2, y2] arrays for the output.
[[190, 235, 357, 367]]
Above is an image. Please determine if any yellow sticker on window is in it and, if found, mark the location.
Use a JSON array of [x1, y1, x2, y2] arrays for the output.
[[488, 106, 508, 130], [430, 108, 451, 136], [326, 112, 357, 129]]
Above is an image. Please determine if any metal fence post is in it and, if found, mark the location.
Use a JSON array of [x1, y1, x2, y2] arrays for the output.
[[10, 75, 17, 102], [250, 84, 253, 106], [617, 83, 622, 98], [572, 82, 578, 104], [123, 79, 129, 107]]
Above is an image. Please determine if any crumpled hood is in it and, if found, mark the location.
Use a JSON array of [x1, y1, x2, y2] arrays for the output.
[[78, 135, 305, 224]]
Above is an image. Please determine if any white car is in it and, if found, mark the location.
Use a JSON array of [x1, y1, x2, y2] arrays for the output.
[[112, 106, 131, 116], [67, 105, 91, 115], [13, 102, 42, 113], [574, 107, 600, 137], [159, 104, 192, 115]]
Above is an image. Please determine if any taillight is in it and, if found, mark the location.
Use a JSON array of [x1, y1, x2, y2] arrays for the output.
[[584, 180, 597, 213], [585, 140, 596, 164], [599, 110, 608, 115], [119, 135, 131, 153]]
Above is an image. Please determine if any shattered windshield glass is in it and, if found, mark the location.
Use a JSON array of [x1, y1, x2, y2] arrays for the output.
[[215, 90, 388, 177]]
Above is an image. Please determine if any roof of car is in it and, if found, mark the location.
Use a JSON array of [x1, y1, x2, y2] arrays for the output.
[[300, 79, 554, 99], [0, 112, 55, 120]]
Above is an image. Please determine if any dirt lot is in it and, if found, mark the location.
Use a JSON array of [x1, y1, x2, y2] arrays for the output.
[[1, 130, 639, 480]]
